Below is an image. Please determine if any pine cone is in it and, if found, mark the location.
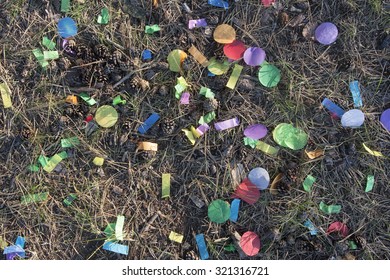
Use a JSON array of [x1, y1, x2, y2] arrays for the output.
[[295, 239, 314, 252], [94, 44, 109, 59], [119, 60, 132, 72], [138, 150, 156, 161], [161, 119, 176, 135], [184, 250, 199, 260], [111, 50, 122, 66], [352, 235, 366, 249], [94, 67, 108, 84], [203, 98, 219, 112], [20, 127, 32, 139]]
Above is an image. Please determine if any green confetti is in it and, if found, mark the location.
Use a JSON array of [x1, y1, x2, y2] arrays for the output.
[[224, 244, 236, 252], [61, 0, 70, 12], [42, 36, 56, 50], [28, 164, 40, 172], [319, 201, 341, 214], [161, 173, 170, 198], [207, 57, 230, 75], [63, 193, 77, 206], [349, 240, 358, 250], [32, 48, 49, 68], [43, 151, 68, 173], [258, 62, 281, 88], [199, 111, 216, 125], [303, 175, 316, 192], [43, 51, 59, 60], [243, 137, 259, 148], [21, 192, 49, 204], [365, 175, 374, 192], [0, 236, 8, 250], [104, 223, 116, 240], [79, 92, 97, 106], [145, 24, 161, 34], [61, 137, 80, 148], [255, 141, 279, 155], [97, 7, 110, 24], [38, 155, 49, 167], [199, 87, 215, 99], [0, 83, 12, 108], [208, 199, 230, 224], [112, 95, 126, 106], [174, 77, 189, 99], [273, 123, 308, 150]]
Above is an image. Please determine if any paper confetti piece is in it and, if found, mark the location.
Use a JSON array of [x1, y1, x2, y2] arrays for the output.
[[142, 49, 152, 60], [21, 192, 49, 205], [79, 92, 97, 106], [321, 98, 345, 118], [169, 231, 183, 243], [240, 231, 261, 256], [195, 234, 209, 260], [180, 92, 190, 104], [244, 137, 259, 148], [43, 151, 68, 173], [303, 220, 318, 235], [3, 245, 25, 256], [326, 221, 349, 238], [190, 126, 201, 138], [145, 24, 161, 34], [273, 123, 308, 150], [350, 81, 362, 108], [28, 165, 40, 172], [181, 128, 196, 145], [319, 201, 341, 214], [61, 0, 70, 12], [199, 111, 216, 125], [305, 149, 324, 159], [138, 142, 158, 151], [174, 76, 189, 99], [231, 178, 260, 205], [244, 124, 268, 140], [0, 237, 7, 250], [42, 36, 56, 50], [63, 193, 77, 206], [43, 51, 59, 60], [97, 7, 110, 24], [226, 64, 243, 89], [196, 123, 210, 135], [104, 223, 116, 239], [365, 175, 374, 192], [66, 95, 78, 105], [32, 48, 49, 67], [362, 143, 384, 157], [229, 199, 240, 222], [38, 155, 49, 167], [188, 19, 207, 29], [0, 83, 12, 108], [61, 137, 80, 148], [349, 240, 358, 250], [303, 175, 316, 192], [138, 113, 160, 134], [162, 173, 171, 198], [262, 0, 275, 7], [199, 87, 215, 99], [208, 0, 228, 9], [258, 63, 281, 87], [208, 57, 230, 75], [188, 45, 209, 67], [93, 157, 104, 166], [214, 117, 240, 131], [112, 95, 126, 105], [208, 199, 230, 224], [115, 215, 125, 241], [102, 241, 129, 255], [167, 50, 187, 72]]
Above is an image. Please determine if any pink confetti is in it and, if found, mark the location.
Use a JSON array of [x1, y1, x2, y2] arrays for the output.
[[261, 0, 274, 7], [180, 92, 190, 104]]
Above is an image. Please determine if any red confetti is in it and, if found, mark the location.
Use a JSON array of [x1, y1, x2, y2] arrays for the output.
[[240, 231, 261, 256], [326, 221, 349, 238], [261, 0, 274, 7], [85, 115, 93, 122], [223, 40, 247, 60], [231, 178, 260, 204]]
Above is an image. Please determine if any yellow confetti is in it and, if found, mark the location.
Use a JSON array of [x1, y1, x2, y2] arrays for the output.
[[169, 231, 184, 243], [188, 45, 209, 67], [93, 157, 105, 166], [256, 141, 279, 155], [162, 173, 170, 198], [226, 64, 243, 89], [0, 82, 12, 108], [181, 128, 196, 145], [66, 95, 78, 105], [305, 149, 324, 159], [362, 143, 384, 157], [190, 126, 201, 138]]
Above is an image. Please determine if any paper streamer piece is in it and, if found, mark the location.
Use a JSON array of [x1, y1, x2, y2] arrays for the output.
[[0, 83, 12, 108], [169, 231, 183, 243], [213, 24, 235, 44], [208, 199, 230, 224], [167, 50, 187, 72], [223, 40, 246, 60], [138, 142, 158, 151], [79, 92, 97, 105], [61, 137, 80, 148], [257, 141, 280, 155], [303, 175, 316, 192], [97, 7, 110, 24], [196, 123, 210, 135], [43, 151, 68, 173], [63, 193, 77, 206], [3, 245, 25, 259], [244, 137, 259, 148], [32, 48, 49, 67], [341, 109, 364, 128], [175, 76, 189, 99], [303, 220, 318, 235], [102, 241, 129, 255], [112, 95, 126, 105], [380, 109, 390, 131], [248, 167, 270, 190], [188, 45, 209, 67], [66, 95, 78, 105], [180, 92, 190, 104], [215, 117, 240, 131], [21, 192, 49, 204], [231, 178, 260, 204], [195, 234, 209, 260], [95, 105, 118, 128], [365, 175, 374, 192], [42, 36, 56, 50], [208, 57, 230, 75], [319, 201, 341, 214], [226, 64, 243, 89], [162, 173, 171, 198], [321, 98, 345, 118], [229, 199, 240, 222], [362, 143, 383, 157], [305, 149, 324, 159], [350, 81, 362, 107], [244, 124, 267, 140], [43, 51, 59, 60], [199, 111, 216, 125], [145, 24, 161, 34], [138, 113, 160, 134], [188, 19, 207, 29], [258, 63, 281, 87], [326, 222, 349, 238], [115, 215, 125, 241], [240, 231, 261, 256], [199, 87, 215, 99], [273, 123, 308, 150], [208, 0, 229, 10]]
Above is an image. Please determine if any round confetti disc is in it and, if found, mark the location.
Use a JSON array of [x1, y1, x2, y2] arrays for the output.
[[240, 231, 261, 256], [208, 199, 231, 224], [167, 49, 187, 72], [258, 63, 281, 87], [207, 57, 230, 75], [58, 17, 78, 38], [315, 22, 338, 45], [243, 47, 266, 66], [248, 167, 270, 190], [213, 24, 236, 44], [273, 123, 308, 150], [341, 109, 364, 128], [380, 108, 390, 131], [95, 105, 119, 128], [244, 124, 268, 140], [223, 40, 246, 60]]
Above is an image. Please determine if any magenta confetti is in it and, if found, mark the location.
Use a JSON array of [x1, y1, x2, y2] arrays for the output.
[[188, 19, 207, 29], [180, 92, 190, 104], [214, 117, 240, 131], [244, 124, 267, 140]]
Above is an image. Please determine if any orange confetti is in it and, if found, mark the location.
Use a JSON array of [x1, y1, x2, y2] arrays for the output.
[[138, 142, 158, 151], [153, 0, 158, 7], [66, 95, 78, 105]]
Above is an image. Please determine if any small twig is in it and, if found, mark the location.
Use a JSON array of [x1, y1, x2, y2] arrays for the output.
[[112, 66, 151, 89], [140, 212, 159, 234]]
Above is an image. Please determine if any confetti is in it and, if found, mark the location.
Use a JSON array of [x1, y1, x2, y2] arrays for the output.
[[208, 199, 230, 224], [350, 81, 363, 108], [321, 98, 345, 118], [319, 201, 341, 214], [365, 175, 374, 192], [208, 0, 229, 10], [161, 173, 171, 198], [145, 24, 161, 34], [226, 64, 243, 89], [43, 151, 68, 173], [303, 175, 316, 192], [61, 137, 80, 148], [97, 7, 110, 24], [195, 234, 209, 260], [93, 157, 105, 166], [229, 199, 240, 222], [188, 45, 209, 67], [214, 117, 240, 131], [61, 0, 70, 12], [0, 82, 12, 108], [188, 19, 207, 29], [138, 113, 160, 134], [362, 143, 383, 157], [102, 241, 129, 255], [115, 215, 125, 241], [240, 231, 260, 256], [231, 178, 260, 204], [95, 105, 118, 128], [199, 111, 216, 125], [21, 192, 49, 205], [79, 92, 97, 106], [169, 231, 184, 243], [303, 220, 318, 235], [138, 142, 158, 151]]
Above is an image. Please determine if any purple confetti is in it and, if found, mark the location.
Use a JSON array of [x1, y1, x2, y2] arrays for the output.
[[380, 109, 390, 131], [196, 123, 210, 135], [214, 117, 240, 131], [244, 124, 268, 140], [180, 92, 190, 104], [188, 19, 207, 29]]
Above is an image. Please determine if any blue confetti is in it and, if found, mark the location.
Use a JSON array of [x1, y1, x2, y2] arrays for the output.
[[208, 0, 229, 9], [229, 199, 240, 222], [195, 234, 209, 260], [350, 81, 363, 108], [142, 49, 152, 61], [321, 98, 345, 118], [102, 241, 129, 255], [15, 236, 25, 248], [303, 219, 318, 235], [138, 113, 160, 134], [207, 71, 215, 77]]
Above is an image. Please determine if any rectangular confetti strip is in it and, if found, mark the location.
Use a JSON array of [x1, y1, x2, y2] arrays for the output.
[[181, 128, 196, 145], [226, 64, 243, 89], [169, 231, 184, 243], [63, 194, 77, 206], [303, 220, 318, 235], [60, 0, 70, 12], [362, 143, 383, 157], [43, 51, 59, 60], [195, 234, 209, 260], [244, 137, 259, 148], [61, 137, 80, 148], [365, 175, 374, 192], [214, 117, 240, 131], [161, 173, 171, 198], [321, 98, 345, 118], [196, 123, 210, 136], [198, 111, 216, 125], [66, 95, 78, 105], [138, 113, 160, 134], [115, 215, 125, 241], [199, 87, 215, 99], [180, 92, 190, 104], [319, 201, 341, 214], [229, 199, 240, 222], [188, 19, 207, 29], [43, 151, 68, 173], [42, 36, 56, 50], [138, 142, 158, 151], [255, 141, 279, 155], [303, 175, 316, 192], [21, 192, 49, 205], [102, 241, 129, 255], [79, 92, 97, 106], [350, 81, 363, 108], [0, 83, 12, 108], [188, 45, 209, 67], [208, 0, 229, 9]]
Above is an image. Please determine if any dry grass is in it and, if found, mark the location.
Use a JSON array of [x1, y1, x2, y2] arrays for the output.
[[0, 0, 389, 260]]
